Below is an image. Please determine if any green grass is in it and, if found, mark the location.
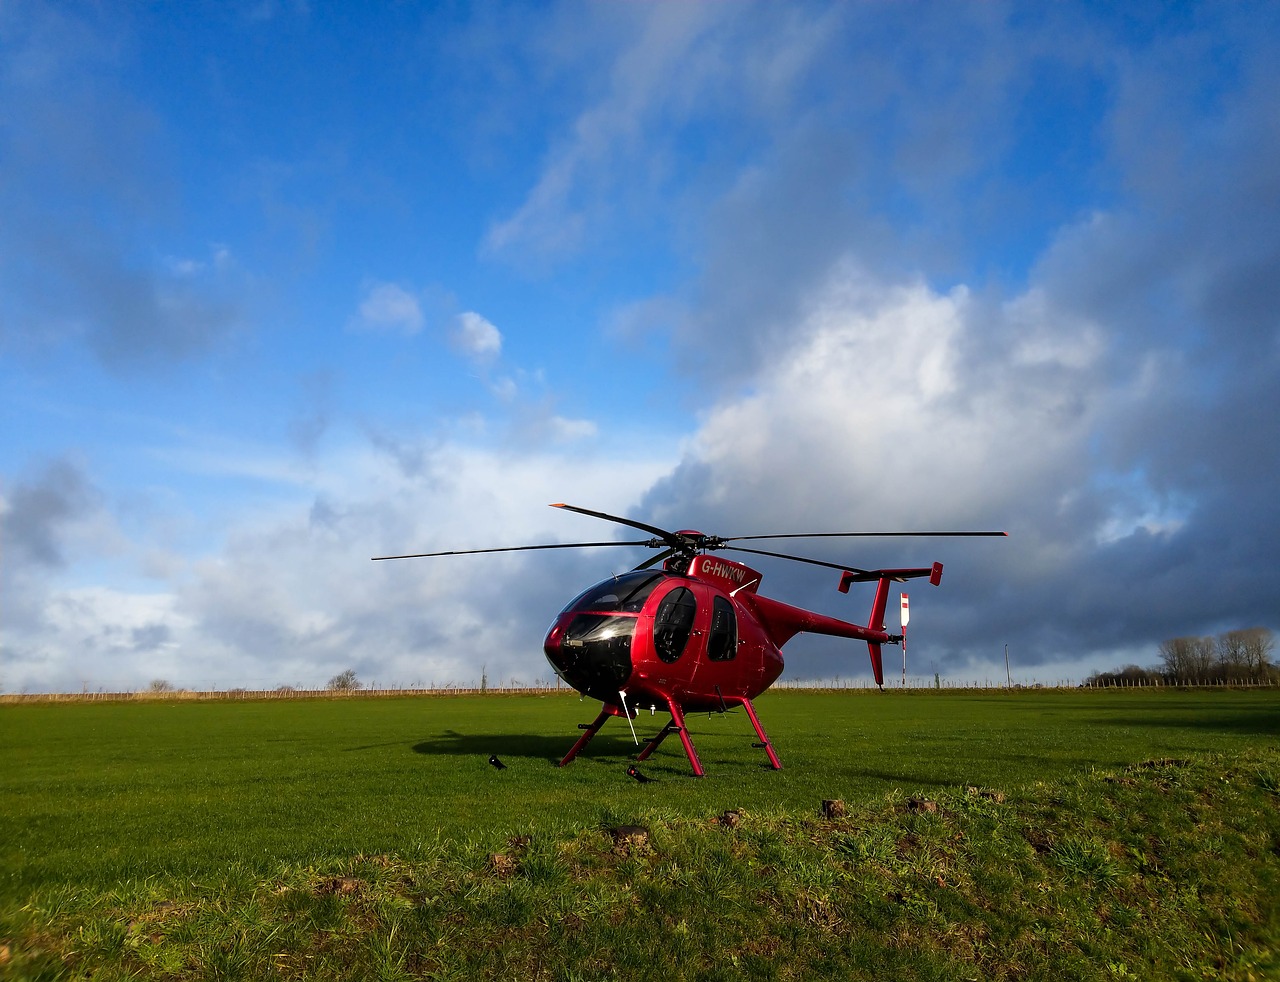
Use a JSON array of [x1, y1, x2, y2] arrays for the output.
[[2, 689, 1279, 979], [3, 689, 1278, 897]]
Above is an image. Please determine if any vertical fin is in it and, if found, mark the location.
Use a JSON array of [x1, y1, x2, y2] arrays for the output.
[[867, 641, 884, 687], [870, 575, 893, 632], [867, 574, 893, 688]]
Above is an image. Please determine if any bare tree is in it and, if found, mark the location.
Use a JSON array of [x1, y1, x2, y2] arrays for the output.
[[1189, 636, 1216, 680], [147, 679, 175, 693], [1161, 635, 1222, 682], [1121, 628, 1276, 686], [1161, 628, 1276, 684], [1159, 637, 1197, 680], [1240, 627, 1276, 676], [1217, 630, 1252, 681], [327, 669, 361, 691]]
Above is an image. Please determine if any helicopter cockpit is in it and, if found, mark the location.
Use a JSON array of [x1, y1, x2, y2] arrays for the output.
[[562, 570, 667, 614], [543, 570, 671, 701]]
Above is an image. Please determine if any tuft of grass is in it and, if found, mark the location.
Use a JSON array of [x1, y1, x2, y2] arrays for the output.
[[1049, 836, 1123, 885], [1256, 768, 1280, 797]]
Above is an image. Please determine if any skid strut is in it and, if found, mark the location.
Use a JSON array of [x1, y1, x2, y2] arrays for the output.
[[739, 696, 782, 770], [665, 698, 704, 777], [557, 706, 613, 767]]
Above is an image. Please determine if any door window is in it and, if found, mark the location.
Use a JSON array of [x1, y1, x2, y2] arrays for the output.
[[653, 586, 697, 663], [707, 595, 737, 661]]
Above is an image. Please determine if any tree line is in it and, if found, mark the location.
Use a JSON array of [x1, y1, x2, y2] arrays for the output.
[[1087, 627, 1277, 686]]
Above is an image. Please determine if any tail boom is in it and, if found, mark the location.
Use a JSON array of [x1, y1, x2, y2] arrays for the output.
[[748, 564, 943, 688]]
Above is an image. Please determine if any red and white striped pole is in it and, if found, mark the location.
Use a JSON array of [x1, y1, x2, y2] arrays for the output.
[[900, 594, 910, 687]]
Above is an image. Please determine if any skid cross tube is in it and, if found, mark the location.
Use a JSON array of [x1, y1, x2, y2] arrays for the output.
[[636, 719, 679, 762]]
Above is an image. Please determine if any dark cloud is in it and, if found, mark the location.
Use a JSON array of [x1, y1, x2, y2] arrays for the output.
[[38, 243, 242, 369], [1, 181, 245, 371], [0, 3, 244, 371], [0, 458, 99, 569], [129, 622, 172, 652], [362, 425, 439, 481], [290, 371, 336, 457]]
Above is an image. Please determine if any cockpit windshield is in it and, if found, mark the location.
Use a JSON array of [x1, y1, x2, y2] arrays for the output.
[[561, 571, 667, 614]]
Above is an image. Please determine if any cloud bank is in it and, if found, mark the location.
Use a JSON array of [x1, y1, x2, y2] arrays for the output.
[[2, 3, 1278, 693]]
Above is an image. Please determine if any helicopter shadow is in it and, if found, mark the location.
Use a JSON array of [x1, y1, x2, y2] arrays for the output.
[[1091, 711, 1280, 739], [412, 728, 640, 765]]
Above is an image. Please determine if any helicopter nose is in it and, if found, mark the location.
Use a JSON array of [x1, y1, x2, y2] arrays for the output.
[[544, 620, 565, 665], [543, 612, 635, 702], [543, 614, 577, 683]]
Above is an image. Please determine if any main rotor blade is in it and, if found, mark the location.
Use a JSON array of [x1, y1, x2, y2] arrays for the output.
[[372, 540, 651, 561], [722, 544, 877, 577], [720, 530, 1007, 543], [633, 547, 675, 571], [551, 503, 681, 543]]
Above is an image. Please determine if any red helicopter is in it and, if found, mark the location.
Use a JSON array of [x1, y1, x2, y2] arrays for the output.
[[374, 503, 1004, 776]]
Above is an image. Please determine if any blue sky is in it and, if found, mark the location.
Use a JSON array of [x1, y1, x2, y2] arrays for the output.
[[3, 1, 1278, 692]]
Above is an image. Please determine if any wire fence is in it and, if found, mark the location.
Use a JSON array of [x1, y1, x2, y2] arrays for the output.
[[2, 675, 1277, 704], [0, 685, 565, 703]]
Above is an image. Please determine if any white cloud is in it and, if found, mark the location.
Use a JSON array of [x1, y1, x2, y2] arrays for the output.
[[660, 260, 1104, 531], [487, 376, 518, 402], [453, 311, 502, 361], [350, 282, 424, 335], [1005, 288, 1104, 370], [163, 245, 235, 279], [1, 437, 675, 692], [548, 416, 598, 442]]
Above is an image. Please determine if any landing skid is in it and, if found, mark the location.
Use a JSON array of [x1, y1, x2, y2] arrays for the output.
[[557, 697, 782, 777]]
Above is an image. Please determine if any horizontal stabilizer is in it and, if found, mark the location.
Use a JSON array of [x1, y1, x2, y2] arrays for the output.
[[838, 563, 943, 593]]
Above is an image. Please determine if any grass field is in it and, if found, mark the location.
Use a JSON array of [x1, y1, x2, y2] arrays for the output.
[[3, 689, 1279, 979]]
